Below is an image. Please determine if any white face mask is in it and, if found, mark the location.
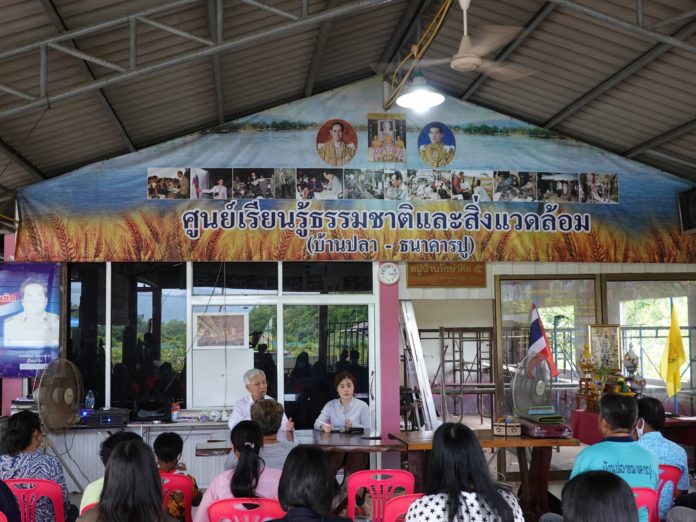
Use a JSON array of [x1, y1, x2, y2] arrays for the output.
[[636, 418, 645, 439]]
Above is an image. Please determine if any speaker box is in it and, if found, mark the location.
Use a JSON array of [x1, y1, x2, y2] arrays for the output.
[[678, 188, 696, 234]]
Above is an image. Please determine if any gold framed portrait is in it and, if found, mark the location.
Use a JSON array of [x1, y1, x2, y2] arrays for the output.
[[588, 324, 621, 370]]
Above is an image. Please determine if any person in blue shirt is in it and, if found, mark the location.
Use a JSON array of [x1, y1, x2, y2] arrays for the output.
[[570, 394, 659, 522], [636, 397, 691, 520]]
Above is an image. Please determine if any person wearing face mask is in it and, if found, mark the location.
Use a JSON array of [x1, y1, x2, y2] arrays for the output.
[[570, 394, 658, 522], [636, 397, 691, 520]]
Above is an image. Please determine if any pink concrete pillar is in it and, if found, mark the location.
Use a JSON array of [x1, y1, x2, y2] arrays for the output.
[[2, 379, 22, 416], [379, 281, 400, 436]]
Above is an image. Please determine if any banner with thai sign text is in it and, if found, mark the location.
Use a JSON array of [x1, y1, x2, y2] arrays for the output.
[[15, 77, 696, 263]]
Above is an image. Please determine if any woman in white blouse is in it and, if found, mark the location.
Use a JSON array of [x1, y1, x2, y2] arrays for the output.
[[313, 371, 370, 431], [405, 423, 524, 522]]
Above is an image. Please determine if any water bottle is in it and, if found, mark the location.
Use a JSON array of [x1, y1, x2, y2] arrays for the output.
[[85, 390, 95, 410]]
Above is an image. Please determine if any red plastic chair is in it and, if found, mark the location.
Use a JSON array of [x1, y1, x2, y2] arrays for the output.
[[658, 464, 682, 501], [80, 502, 97, 515], [347, 469, 415, 522], [207, 498, 286, 522], [5, 478, 65, 522], [161, 472, 194, 522], [633, 487, 659, 522], [384, 493, 424, 522], [0, 512, 7, 522]]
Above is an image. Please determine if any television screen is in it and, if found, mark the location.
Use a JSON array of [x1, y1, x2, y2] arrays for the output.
[[0, 263, 60, 377]]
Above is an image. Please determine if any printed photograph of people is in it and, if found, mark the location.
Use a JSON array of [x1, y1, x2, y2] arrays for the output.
[[407, 170, 453, 200], [4, 277, 59, 348], [538, 173, 579, 203], [384, 170, 409, 201], [451, 171, 494, 201], [233, 168, 275, 199], [189, 168, 232, 200], [295, 169, 343, 199], [344, 169, 384, 199], [418, 122, 456, 167], [367, 113, 406, 162], [146, 168, 191, 199], [316, 119, 357, 166], [274, 168, 297, 199], [493, 171, 537, 202], [579, 173, 619, 204]]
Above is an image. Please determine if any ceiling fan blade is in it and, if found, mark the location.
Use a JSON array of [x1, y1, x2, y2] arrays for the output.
[[463, 25, 522, 56], [415, 57, 453, 68], [477, 59, 536, 81]]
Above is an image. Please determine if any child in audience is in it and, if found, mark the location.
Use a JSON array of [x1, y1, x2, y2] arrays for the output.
[[80, 431, 142, 514], [194, 421, 282, 522], [154, 432, 202, 521]]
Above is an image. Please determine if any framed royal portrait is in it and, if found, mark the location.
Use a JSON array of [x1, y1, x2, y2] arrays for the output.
[[588, 324, 621, 370]]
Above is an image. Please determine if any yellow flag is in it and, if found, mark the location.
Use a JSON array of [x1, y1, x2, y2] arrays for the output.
[[660, 306, 686, 397]]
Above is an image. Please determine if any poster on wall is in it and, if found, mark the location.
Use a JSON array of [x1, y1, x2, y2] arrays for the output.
[[13, 77, 696, 263], [0, 263, 60, 377], [193, 312, 248, 350]]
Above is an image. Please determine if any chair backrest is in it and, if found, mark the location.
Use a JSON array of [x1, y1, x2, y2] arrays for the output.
[[384, 493, 424, 522], [207, 498, 286, 522], [632, 487, 659, 522], [0, 511, 7, 522], [658, 464, 682, 501], [80, 502, 98, 515], [5, 478, 65, 522], [347, 469, 415, 522], [161, 472, 194, 522]]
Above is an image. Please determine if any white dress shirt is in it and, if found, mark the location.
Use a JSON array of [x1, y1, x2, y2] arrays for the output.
[[227, 394, 289, 431]]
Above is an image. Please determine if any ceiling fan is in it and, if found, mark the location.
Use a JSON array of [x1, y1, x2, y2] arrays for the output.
[[420, 0, 534, 81]]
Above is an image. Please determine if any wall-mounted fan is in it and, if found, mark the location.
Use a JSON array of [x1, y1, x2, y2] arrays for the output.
[[512, 353, 553, 414], [36, 359, 83, 432]]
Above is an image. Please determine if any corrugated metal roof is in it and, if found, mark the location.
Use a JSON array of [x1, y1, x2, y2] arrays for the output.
[[0, 0, 695, 193]]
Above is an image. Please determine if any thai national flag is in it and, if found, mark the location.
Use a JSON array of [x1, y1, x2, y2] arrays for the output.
[[528, 303, 559, 377]]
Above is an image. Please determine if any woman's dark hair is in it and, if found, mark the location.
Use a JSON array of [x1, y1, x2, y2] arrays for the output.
[[5, 410, 41, 455], [278, 446, 334, 514], [97, 439, 164, 522], [230, 420, 265, 498], [426, 423, 513, 522], [334, 371, 356, 389], [562, 471, 638, 522]]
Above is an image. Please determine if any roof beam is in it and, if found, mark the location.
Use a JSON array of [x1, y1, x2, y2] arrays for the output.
[[207, 0, 224, 124], [373, 0, 428, 75], [37, 0, 136, 152], [303, 0, 337, 97], [460, 2, 556, 101], [544, 18, 696, 128], [624, 118, 696, 158], [546, 0, 696, 55], [0, 139, 46, 182], [1, 0, 393, 121]]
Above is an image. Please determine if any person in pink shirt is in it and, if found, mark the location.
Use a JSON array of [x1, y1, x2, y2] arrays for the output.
[[194, 421, 281, 522]]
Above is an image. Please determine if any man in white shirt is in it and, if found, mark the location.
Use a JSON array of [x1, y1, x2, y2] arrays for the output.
[[228, 369, 293, 431], [200, 178, 228, 200]]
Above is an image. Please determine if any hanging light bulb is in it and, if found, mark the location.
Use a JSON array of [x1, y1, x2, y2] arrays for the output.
[[395, 72, 444, 113]]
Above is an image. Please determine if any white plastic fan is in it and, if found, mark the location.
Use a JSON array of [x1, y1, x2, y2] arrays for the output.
[[511, 353, 553, 414], [36, 359, 84, 432]]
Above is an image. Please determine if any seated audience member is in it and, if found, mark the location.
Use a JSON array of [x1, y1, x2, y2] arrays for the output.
[[154, 432, 202, 520], [0, 411, 78, 522], [80, 431, 143, 513], [225, 399, 294, 470], [561, 471, 638, 522], [405, 423, 523, 522], [570, 394, 658, 522], [269, 446, 350, 522], [77, 439, 177, 522], [194, 421, 282, 522], [228, 369, 293, 431], [636, 397, 690, 520], [0, 479, 21, 522]]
